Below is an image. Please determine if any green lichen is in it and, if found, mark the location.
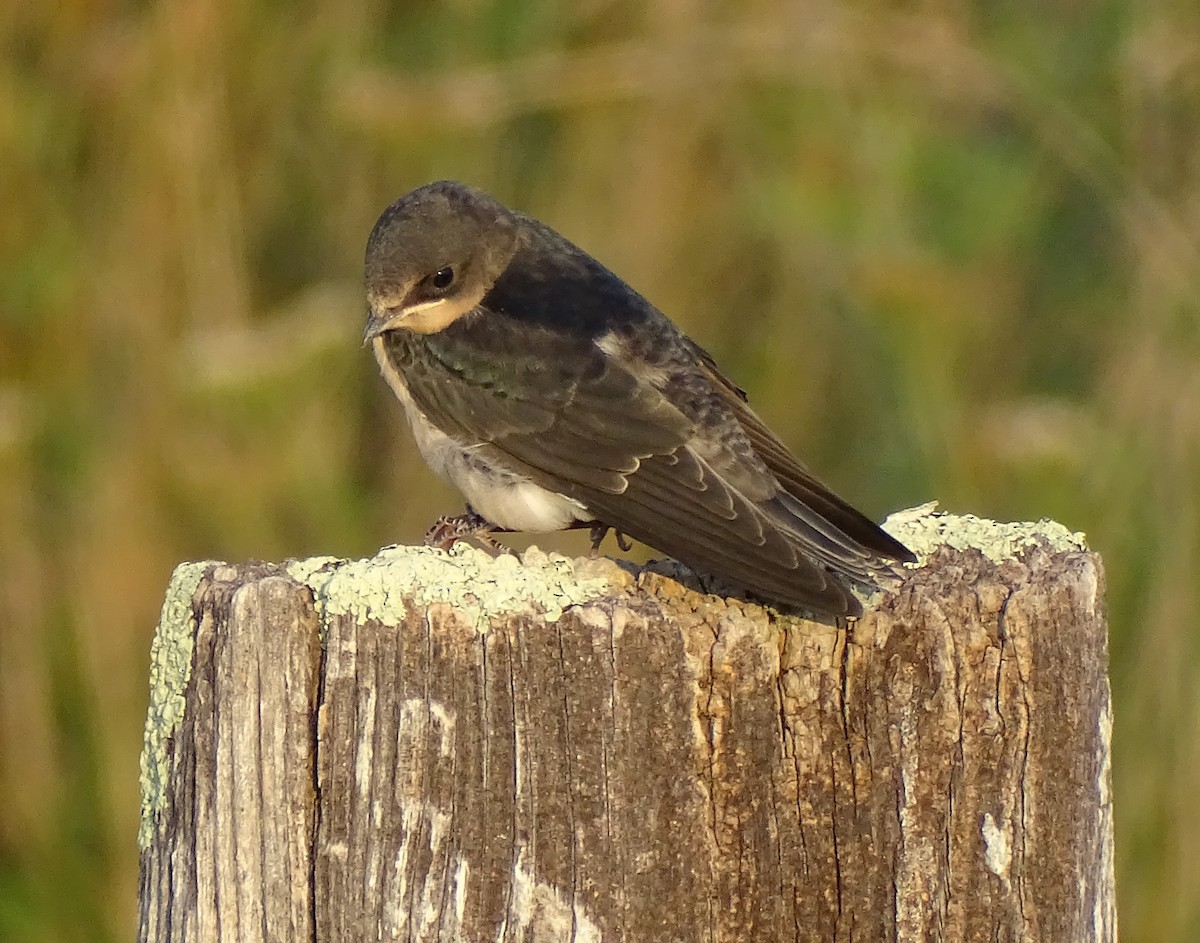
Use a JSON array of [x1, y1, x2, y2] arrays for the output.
[[138, 560, 212, 849], [883, 502, 1088, 564], [286, 542, 617, 633]]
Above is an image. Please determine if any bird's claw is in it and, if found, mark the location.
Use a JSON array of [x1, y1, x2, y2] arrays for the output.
[[589, 523, 633, 554], [424, 509, 510, 555]]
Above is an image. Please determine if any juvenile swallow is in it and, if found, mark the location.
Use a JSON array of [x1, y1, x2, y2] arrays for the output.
[[364, 180, 914, 617]]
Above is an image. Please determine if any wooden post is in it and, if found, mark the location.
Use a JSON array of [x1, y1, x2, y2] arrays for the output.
[[137, 509, 1116, 942]]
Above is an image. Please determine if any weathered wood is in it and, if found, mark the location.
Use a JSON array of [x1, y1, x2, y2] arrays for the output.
[[137, 510, 1116, 942]]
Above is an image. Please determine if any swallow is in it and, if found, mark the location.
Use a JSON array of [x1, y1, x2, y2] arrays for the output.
[[363, 180, 914, 617]]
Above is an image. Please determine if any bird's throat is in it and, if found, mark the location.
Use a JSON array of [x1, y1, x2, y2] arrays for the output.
[[394, 289, 484, 334]]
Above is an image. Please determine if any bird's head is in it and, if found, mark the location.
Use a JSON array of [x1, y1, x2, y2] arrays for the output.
[[363, 180, 520, 340]]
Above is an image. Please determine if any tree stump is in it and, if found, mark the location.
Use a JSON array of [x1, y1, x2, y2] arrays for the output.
[[137, 508, 1115, 942]]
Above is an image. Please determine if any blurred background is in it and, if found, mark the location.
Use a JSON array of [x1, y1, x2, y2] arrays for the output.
[[1, 0, 1197, 939]]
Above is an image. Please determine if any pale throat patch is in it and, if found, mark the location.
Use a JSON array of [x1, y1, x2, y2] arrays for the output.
[[400, 297, 470, 334], [379, 284, 486, 335]]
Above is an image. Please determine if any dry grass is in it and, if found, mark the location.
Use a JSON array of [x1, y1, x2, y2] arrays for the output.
[[1, 1, 1197, 939]]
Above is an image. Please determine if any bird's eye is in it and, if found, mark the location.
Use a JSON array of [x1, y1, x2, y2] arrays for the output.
[[431, 267, 455, 290]]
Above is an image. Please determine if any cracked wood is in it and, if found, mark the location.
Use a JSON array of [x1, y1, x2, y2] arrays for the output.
[[138, 541, 1115, 943]]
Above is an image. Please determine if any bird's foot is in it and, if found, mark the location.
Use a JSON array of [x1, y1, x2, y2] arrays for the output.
[[424, 508, 510, 555], [588, 523, 633, 555]]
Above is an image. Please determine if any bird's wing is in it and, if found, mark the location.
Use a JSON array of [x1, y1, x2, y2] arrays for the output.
[[385, 317, 894, 615], [686, 340, 916, 565]]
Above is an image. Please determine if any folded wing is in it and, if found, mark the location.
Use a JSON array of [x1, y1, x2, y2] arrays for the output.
[[384, 313, 910, 616]]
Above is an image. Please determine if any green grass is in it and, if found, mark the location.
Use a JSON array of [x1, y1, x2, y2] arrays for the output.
[[1, 1, 1197, 939]]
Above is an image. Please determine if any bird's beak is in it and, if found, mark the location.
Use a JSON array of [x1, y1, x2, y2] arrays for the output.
[[363, 305, 404, 345]]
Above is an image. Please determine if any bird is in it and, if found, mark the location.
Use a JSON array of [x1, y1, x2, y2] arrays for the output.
[[363, 180, 914, 617]]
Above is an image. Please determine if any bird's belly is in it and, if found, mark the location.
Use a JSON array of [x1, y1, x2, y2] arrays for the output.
[[460, 475, 590, 533], [422, 424, 590, 532]]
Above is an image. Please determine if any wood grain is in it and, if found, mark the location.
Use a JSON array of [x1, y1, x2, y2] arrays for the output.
[[138, 520, 1114, 942]]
